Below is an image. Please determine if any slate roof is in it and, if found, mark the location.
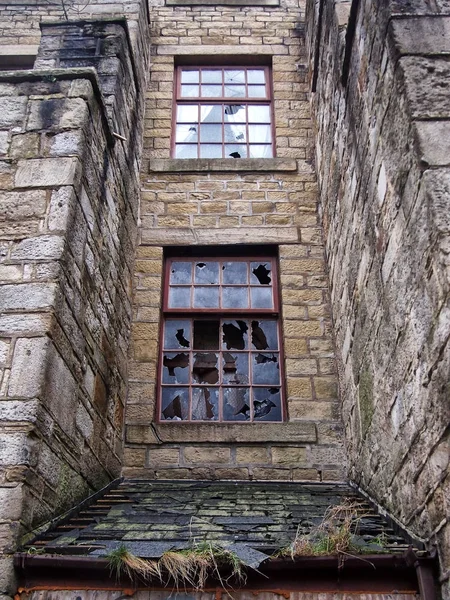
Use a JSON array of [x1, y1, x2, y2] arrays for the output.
[[25, 479, 414, 568]]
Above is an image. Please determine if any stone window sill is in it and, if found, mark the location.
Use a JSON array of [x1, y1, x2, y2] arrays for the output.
[[126, 422, 317, 445], [166, 0, 279, 5], [149, 158, 297, 173]]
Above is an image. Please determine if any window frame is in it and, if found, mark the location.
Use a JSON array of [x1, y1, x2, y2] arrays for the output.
[[171, 65, 276, 160], [157, 254, 285, 424]]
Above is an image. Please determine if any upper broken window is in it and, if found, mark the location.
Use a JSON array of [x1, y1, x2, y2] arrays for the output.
[[159, 255, 283, 423]]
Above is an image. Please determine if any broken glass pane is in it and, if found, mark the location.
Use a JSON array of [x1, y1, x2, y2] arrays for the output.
[[162, 353, 189, 384], [193, 286, 219, 308], [168, 286, 191, 308], [223, 387, 250, 421], [194, 261, 219, 285], [250, 286, 273, 309], [222, 352, 249, 385], [193, 320, 219, 350], [224, 70, 245, 84], [251, 262, 272, 285], [170, 262, 192, 284], [222, 320, 248, 350], [225, 145, 247, 159], [224, 105, 245, 120], [253, 387, 281, 421], [176, 125, 198, 144], [224, 124, 246, 143], [164, 320, 191, 349], [192, 352, 219, 384], [222, 261, 248, 284], [225, 85, 245, 98], [252, 353, 280, 385], [252, 320, 278, 350], [223, 287, 248, 309], [161, 388, 189, 420], [192, 387, 219, 420]]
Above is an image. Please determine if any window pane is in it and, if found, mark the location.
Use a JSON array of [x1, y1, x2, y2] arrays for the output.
[[248, 105, 271, 123], [170, 261, 192, 284], [224, 124, 246, 143], [248, 85, 267, 98], [192, 387, 219, 420], [224, 70, 245, 84], [251, 286, 273, 309], [222, 320, 249, 350], [194, 261, 219, 284], [202, 70, 222, 83], [181, 69, 199, 83], [168, 286, 191, 308], [175, 144, 198, 159], [162, 352, 190, 384], [164, 320, 191, 349], [200, 124, 222, 143], [201, 105, 222, 122], [249, 145, 273, 158], [222, 261, 248, 284], [192, 352, 219, 384], [224, 104, 245, 120], [199, 144, 222, 159], [177, 105, 198, 123], [253, 387, 281, 421], [225, 145, 247, 159], [223, 387, 250, 421], [181, 85, 199, 98], [223, 286, 248, 308], [252, 352, 280, 385], [193, 286, 220, 307], [251, 320, 278, 350], [176, 124, 198, 143], [222, 352, 249, 385], [250, 262, 272, 285], [193, 320, 220, 350], [201, 85, 222, 98], [249, 124, 272, 143], [225, 85, 245, 98], [248, 69, 266, 84], [161, 388, 189, 420]]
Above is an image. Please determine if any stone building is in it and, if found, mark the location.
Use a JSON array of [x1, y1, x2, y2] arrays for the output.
[[0, 0, 448, 599]]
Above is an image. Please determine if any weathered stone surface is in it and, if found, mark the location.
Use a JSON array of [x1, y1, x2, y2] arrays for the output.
[[0, 283, 57, 311], [10, 235, 64, 260], [390, 16, 450, 55], [400, 56, 450, 118], [8, 337, 49, 398], [14, 158, 79, 188], [415, 121, 450, 167], [0, 97, 27, 128], [149, 158, 298, 172], [0, 190, 46, 220]]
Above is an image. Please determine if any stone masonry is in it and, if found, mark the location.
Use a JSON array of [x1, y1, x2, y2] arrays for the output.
[[124, 0, 346, 482], [305, 0, 450, 597]]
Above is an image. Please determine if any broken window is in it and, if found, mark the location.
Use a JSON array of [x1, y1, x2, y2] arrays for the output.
[[173, 66, 274, 159], [159, 255, 283, 422]]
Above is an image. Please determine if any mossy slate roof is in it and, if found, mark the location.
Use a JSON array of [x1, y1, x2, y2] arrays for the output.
[[27, 480, 412, 567]]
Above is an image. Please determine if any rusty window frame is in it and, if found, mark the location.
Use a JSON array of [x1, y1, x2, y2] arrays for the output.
[[158, 255, 285, 423], [172, 65, 275, 159]]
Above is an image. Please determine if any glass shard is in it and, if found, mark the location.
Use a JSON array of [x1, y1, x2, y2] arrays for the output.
[[252, 353, 279, 385], [222, 352, 249, 385], [193, 352, 219, 384], [192, 387, 218, 420], [164, 320, 191, 349], [253, 387, 281, 421], [163, 352, 189, 383], [222, 261, 248, 284], [161, 388, 189, 420], [252, 320, 278, 350], [251, 263, 271, 285], [222, 320, 248, 350], [223, 387, 250, 421]]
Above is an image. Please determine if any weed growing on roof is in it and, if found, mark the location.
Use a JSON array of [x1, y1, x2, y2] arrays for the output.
[[106, 541, 246, 590]]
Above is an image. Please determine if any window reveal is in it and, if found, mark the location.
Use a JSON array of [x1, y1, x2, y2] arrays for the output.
[[159, 257, 283, 423], [173, 66, 274, 159]]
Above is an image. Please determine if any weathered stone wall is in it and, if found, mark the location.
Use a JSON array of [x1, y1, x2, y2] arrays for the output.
[[125, 0, 346, 482], [0, 13, 149, 599], [305, 0, 450, 595]]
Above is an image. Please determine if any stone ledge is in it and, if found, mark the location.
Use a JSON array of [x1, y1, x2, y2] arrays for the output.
[[126, 422, 317, 444], [167, 0, 278, 5], [149, 158, 298, 172], [157, 44, 288, 56]]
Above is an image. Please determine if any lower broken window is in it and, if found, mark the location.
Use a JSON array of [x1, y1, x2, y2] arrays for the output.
[[159, 255, 283, 423]]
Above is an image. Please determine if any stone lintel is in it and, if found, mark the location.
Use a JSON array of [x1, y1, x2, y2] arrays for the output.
[[149, 158, 298, 172], [140, 226, 300, 245], [127, 422, 317, 444], [157, 44, 289, 56]]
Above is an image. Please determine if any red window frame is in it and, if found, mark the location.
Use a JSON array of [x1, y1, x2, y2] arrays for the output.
[[171, 65, 275, 159], [158, 255, 285, 423]]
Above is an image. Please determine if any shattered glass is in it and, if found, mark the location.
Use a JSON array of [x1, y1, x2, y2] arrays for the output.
[[222, 352, 249, 384], [222, 320, 248, 350], [251, 320, 278, 350], [162, 352, 189, 384], [223, 387, 250, 421], [194, 262, 219, 284], [252, 353, 279, 384], [192, 387, 218, 420], [170, 262, 192, 284], [192, 352, 219, 384], [251, 262, 271, 285], [164, 320, 191, 349], [253, 387, 281, 421], [222, 261, 248, 284], [161, 388, 189, 420]]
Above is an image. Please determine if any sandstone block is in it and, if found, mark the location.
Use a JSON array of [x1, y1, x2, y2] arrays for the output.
[[15, 158, 79, 188], [251, 467, 290, 480], [213, 468, 249, 479], [286, 377, 312, 398], [272, 446, 306, 464], [10, 235, 64, 261], [236, 446, 270, 464], [0, 283, 57, 312], [292, 468, 320, 481], [0, 97, 27, 128], [0, 190, 46, 220], [184, 446, 231, 464], [9, 133, 40, 160], [289, 400, 334, 420], [147, 447, 180, 466], [123, 447, 146, 467]]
